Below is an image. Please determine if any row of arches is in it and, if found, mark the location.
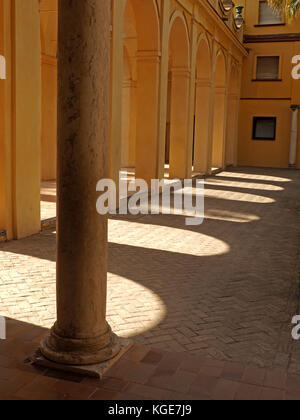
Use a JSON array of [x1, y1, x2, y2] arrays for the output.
[[117, 0, 241, 185], [39, 0, 242, 185]]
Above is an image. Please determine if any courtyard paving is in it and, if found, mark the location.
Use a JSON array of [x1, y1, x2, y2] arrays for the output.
[[1, 167, 300, 387]]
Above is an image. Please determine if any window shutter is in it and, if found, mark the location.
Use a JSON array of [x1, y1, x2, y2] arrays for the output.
[[256, 56, 279, 80], [259, 1, 282, 25]]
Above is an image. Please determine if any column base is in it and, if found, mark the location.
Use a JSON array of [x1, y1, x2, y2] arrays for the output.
[[38, 322, 124, 366], [32, 337, 133, 379]]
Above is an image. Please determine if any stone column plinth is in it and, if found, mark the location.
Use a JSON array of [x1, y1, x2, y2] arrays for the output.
[[38, 0, 124, 369]]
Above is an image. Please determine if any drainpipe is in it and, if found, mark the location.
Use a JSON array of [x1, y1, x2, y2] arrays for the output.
[[289, 105, 300, 168]]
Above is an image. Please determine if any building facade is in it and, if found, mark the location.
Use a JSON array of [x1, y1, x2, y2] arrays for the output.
[[239, 0, 300, 168], [0, 0, 299, 241]]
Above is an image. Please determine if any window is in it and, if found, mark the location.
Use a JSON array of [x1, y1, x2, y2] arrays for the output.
[[259, 1, 282, 25], [253, 117, 277, 140], [256, 56, 280, 80]]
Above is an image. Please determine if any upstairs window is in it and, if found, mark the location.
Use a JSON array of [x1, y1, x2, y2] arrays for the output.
[[259, 1, 282, 25], [256, 56, 280, 80]]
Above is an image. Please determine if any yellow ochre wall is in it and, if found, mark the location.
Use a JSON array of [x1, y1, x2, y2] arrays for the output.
[[0, 0, 5, 231], [0, 0, 41, 239], [238, 0, 300, 169]]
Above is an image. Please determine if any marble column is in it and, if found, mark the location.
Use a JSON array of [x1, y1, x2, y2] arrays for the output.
[[40, 0, 120, 366]]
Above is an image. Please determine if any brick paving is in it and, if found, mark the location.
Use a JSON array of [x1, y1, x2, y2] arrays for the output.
[[1, 167, 300, 399]]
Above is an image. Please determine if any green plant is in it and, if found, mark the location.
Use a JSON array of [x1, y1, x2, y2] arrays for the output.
[[268, 0, 300, 22]]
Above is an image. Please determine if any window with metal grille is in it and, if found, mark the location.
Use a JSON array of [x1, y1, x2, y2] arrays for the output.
[[253, 117, 277, 141]]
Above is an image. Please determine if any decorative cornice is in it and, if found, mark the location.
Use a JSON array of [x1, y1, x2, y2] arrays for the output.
[[196, 1, 248, 57]]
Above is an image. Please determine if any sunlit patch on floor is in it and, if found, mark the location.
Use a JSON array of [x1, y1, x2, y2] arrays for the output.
[[109, 220, 230, 257], [204, 209, 260, 223], [107, 277, 166, 338], [204, 189, 275, 203], [205, 178, 284, 191], [216, 172, 292, 183]]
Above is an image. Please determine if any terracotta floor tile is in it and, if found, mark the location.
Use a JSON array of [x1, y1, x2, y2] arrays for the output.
[[287, 374, 300, 393], [198, 363, 223, 378], [43, 368, 84, 383], [141, 350, 164, 366], [212, 379, 240, 400], [97, 376, 129, 392], [260, 387, 285, 401], [14, 375, 63, 400], [109, 359, 156, 385], [241, 365, 266, 386], [124, 383, 173, 400], [147, 370, 197, 394], [235, 383, 263, 400], [123, 346, 150, 363], [264, 370, 287, 390], [50, 380, 96, 400], [154, 353, 184, 375], [89, 388, 119, 400], [189, 374, 218, 398], [178, 355, 207, 373], [286, 391, 300, 401], [222, 362, 246, 382]]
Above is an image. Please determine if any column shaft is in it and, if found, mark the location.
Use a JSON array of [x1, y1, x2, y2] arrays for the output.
[[41, 0, 119, 366]]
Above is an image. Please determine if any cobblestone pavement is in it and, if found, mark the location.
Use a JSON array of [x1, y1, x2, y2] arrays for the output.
[[1, 167, 300, 372]]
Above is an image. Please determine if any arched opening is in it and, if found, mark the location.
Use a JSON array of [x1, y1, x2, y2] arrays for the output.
[[40, 0, 58, 223], [121, 46, 136, 170], [226, 64, 239, 167], [193, 36, 212, 175], [167, 14, 190, 180], [40, 1, 57, 182], [211, 51, 227, 170], [122, 0, 160, 185]]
